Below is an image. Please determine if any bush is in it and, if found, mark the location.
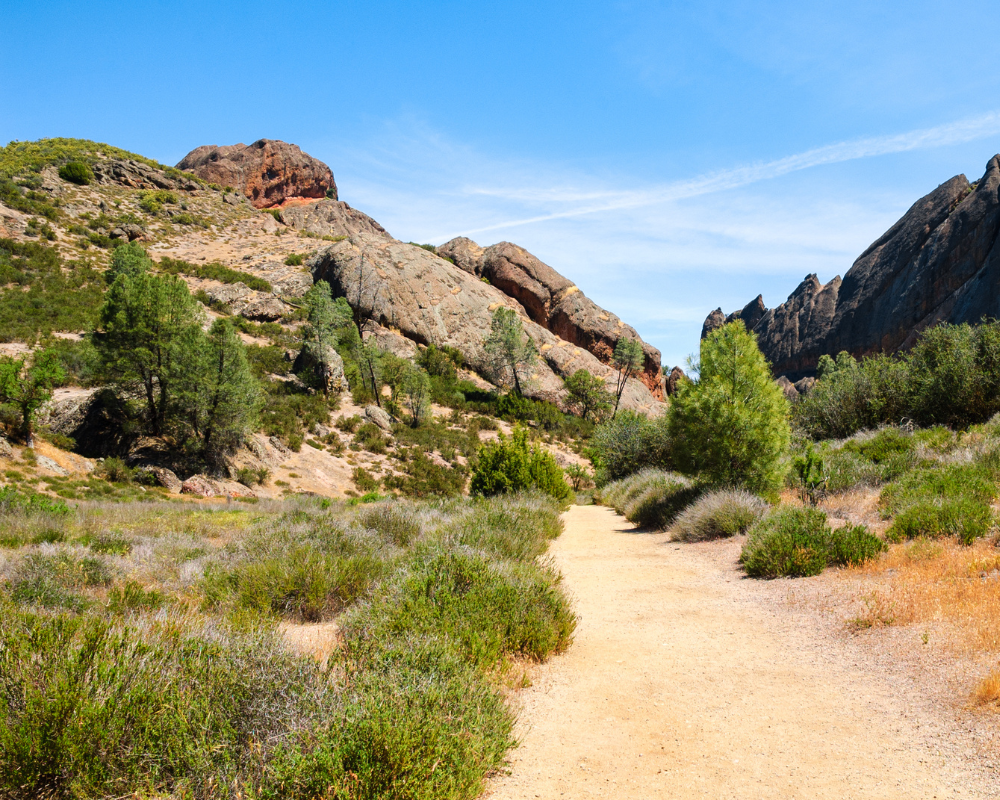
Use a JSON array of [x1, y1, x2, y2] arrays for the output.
[[830, 524, 887, 566], [669, 321, 790, 494], [589, 410, 671, 484], [820, 427, 916, 492], [671, 489, 768, 541], [57, 160, 93, 185], [880, 461, 997, 544], [284, 253, 305, 266], [470, 426, 572, 504], [359, 502, 422, 546], [740, 507, 833, 578], [100, 456, 133, 484], [622, 473, 700, 530]]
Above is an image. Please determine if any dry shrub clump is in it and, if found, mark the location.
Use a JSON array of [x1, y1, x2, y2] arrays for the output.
[[671, 489, 767, 541], [845, 537, 1000, 652], [600, 468, 700, 530], [973, 669, 1000, 707]]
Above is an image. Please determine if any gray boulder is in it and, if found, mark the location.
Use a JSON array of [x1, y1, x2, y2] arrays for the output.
[[280, 199, 389, 240], [365, 404, 394, 433], [293, 342, 347, 394]]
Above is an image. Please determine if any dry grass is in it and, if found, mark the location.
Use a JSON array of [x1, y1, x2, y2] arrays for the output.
[[973, 669, 1000, 707], [843, 537, 1000, 652]]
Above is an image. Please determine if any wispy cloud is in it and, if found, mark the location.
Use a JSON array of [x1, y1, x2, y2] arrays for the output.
[[429, 110, 1000, 240]]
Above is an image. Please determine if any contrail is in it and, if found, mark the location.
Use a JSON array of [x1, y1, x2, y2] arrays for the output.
[[428, 110, 1000, 241]]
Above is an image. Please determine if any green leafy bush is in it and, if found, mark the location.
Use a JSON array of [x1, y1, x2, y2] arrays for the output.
[[589, 409, 671, 484], [158, 256, 272, 293], [671, 489, 768, 541], [284, 253, 305, 266], [57, 160, 93, 185], [470, 426, 572, 504], [741, 507, 833, 578], [830, 524, 887, 566]]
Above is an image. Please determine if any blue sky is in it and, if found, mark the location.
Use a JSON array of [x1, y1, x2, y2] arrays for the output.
[[5, 1, 1000, 368]]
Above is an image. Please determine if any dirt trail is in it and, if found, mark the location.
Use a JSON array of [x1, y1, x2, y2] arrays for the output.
[[486, 505, 991, 799]]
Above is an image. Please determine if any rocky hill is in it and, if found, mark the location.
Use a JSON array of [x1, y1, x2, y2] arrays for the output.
[[704, 155, 1000, 379]]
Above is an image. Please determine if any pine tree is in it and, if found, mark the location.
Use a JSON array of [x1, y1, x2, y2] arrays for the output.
[[563, 369, 612, 420], [0, 349, 65, 447], [612, 338, 644, 416], [483, 307, 538, 396], [668, 320, 790, 494]]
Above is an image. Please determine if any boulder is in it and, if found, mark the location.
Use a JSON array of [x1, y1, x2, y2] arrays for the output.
[[293, 342, 348, 394], [665, 366, 686, 396], [776, 375, 800, 402], [176, 139, 336, 209], [365, 404, 394, 433], [0, 436, 12, 458], [793, 377, 816, 395], [36, 455, 68, 476], [239, 296, 287, 322], [108, 223, 146, 241], [181, 474, 217, 497], [437, 236, 485, 275], [202, 283, 289, 322], [279, 199, 389, 239], [139, 466, 182, 493], [362, 323, 419, 359], [39, 388, 132, 458], [308, 234, 662, 413], [713, 155, 1000, 378], [438, 237, 663, 398]]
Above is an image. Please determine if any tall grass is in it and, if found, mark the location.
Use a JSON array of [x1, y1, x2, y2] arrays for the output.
[[671, 489, 767, 541], [599, 468, 700, 530]]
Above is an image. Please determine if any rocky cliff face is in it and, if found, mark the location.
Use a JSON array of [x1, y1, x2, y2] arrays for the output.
[[309, 234, 662, 413], [704, 156, 1000, 378], [438, 237, 664, 398], [177, 139, 336, 209]]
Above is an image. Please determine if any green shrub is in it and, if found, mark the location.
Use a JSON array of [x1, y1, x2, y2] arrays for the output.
[[100, 456, 133, 483], [829, 524, 887, 566], [589, 409, 671, 484], [57, 160, 93, 185], [740, 507, 832, 578], [444, 494, 564, 562], [470, 426, 572, 504], [359, 502, 422, 546], [0, 486, 70, 516], [382, 448, 468, 498], [284, 253, 305, 266], [158, 256, 272, 293], [887, 498, 994, 545], [354, 422, 387, 454], [671, 489, 767, 541]]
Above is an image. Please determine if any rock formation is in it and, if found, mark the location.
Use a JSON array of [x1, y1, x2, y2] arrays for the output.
[[438, 237, 663, 398], [703, 155, 1000, 379], [279, 200, 387, 239], [308, 234, 661, 413], [176, 139, 336, 209]]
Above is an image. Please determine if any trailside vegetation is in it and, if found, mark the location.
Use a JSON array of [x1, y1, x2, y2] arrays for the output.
[[470, 426, 573, 504]]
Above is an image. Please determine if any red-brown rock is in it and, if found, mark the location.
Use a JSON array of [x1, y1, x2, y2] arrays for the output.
[[176, 139, 336, 209]]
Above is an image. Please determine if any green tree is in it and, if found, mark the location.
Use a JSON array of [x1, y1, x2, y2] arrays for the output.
[[612, 338, 644, 416], [400, 363, 432, 427], [0, 349, 65, 447], [96, 271, 203, 436], [589, 409, 671, 484], [303, 281, 353, 350], [483, 307, 538, 396], [563, 369, 611, 421], [106, 241, 153, 283], [470, 426, 572, 503], [178, 319, 261, 456], [669, 321, 790, 495], [353, 339, 386, 408]]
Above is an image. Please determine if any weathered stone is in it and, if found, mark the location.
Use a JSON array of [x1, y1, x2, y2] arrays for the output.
[[437, 236, 485, 275], [776, 375, 800, 402], [365, 404, 394, 433], [0, 436, 12, 458], [665, 366, 686, 396], [309, 235, 661, 413], [140, 466, 182, 493], [279, 199, 388, 239], [438, 237, 663, 398], [363, 323, 419, 359], [701, 308, 727, 339], [793, 377, 816, 395], [239, 296, 287, 322], [92, 159, 200, 191], [177, 139, 336, 208], [108, 223, 146, 241], [294, 342, 347, 394], [181, 474, 217, 497], [36, 455, 69, 476]]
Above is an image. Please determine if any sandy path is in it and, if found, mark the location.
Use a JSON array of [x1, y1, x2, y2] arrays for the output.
[[486, 505, 990, 799]]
